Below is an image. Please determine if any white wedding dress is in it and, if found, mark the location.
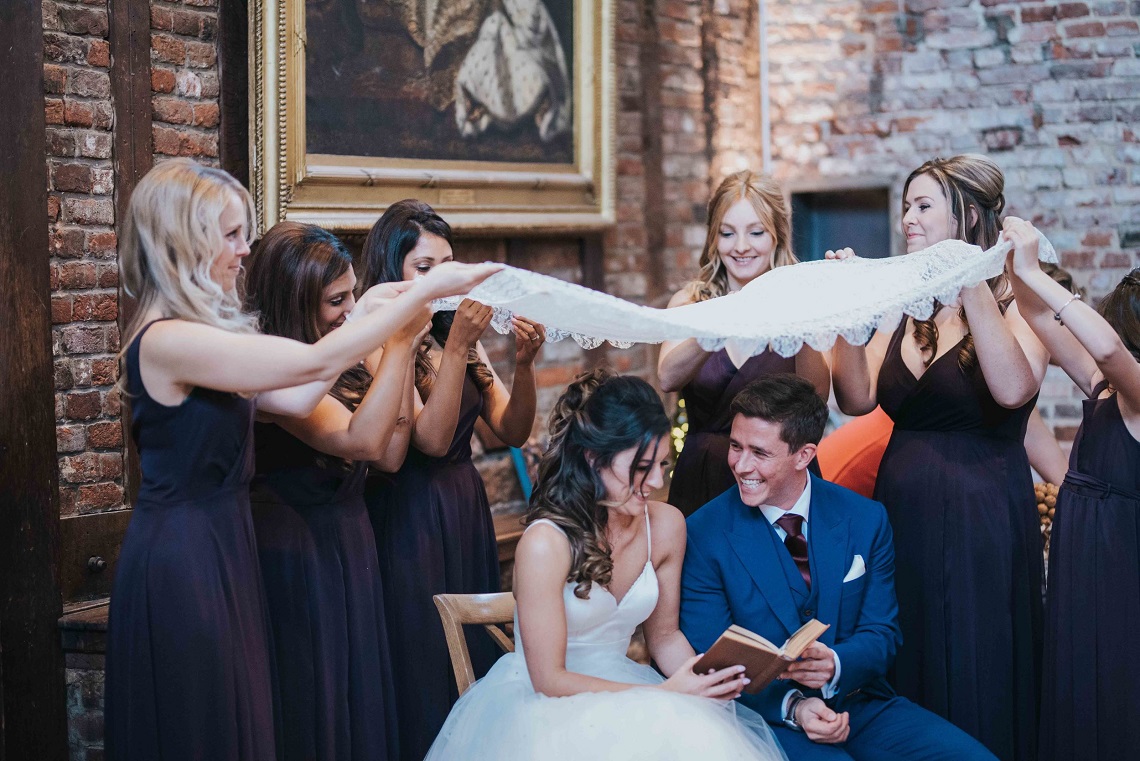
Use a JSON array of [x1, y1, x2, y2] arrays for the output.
[[424, 511, 789, 761]]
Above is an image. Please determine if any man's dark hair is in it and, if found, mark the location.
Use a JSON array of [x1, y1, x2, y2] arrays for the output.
[[730, 374, 828, 452]]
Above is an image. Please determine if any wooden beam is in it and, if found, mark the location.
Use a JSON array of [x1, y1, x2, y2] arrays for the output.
[[0, 0, 68, 756], [109, 0, 153, 504], [218, 0, 249, 186], [579, 233, 608, 368], [639, 0, 668, 304]]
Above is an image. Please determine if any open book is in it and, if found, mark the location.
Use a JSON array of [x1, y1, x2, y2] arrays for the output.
[[693, 619, 830, 695]]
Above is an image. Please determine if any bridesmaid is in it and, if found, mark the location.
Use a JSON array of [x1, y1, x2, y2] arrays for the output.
[[243, 222, 430, 760], [1004, 218, 1140, 761], [829, 155, 1048, 761], [104, 160, 498, 760], [658, 170, 829, 516], [358, 199, 545, 759]]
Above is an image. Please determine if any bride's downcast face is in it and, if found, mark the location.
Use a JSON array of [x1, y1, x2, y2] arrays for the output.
[[401, 232, 454, 280], [596, 435, 670, 513], [716, 198, 776, 290], [317, 267, 357, 335], [902, 173, 954, 254]]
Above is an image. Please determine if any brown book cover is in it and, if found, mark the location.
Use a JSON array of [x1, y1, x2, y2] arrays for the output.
[[692, 619, 830, 694]]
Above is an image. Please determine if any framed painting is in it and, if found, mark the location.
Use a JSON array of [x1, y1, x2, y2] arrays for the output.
[[250, 0, 615, 233]]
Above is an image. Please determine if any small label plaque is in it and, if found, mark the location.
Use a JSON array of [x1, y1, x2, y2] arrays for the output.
[[439, 188, 476, 205]]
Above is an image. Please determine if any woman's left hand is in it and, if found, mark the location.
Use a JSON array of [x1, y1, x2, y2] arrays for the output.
[[513, 317, 546, 365], [1001, 216, 1041, 276]]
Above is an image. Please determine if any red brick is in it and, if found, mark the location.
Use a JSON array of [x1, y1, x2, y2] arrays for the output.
[[57, 425, 86, 453], [54, 359, 73, 389], [92, 101, 113, 130], [1065, 20, 1106, 37], [151, 5, 174, 31], [49, 225, 86, 257], [43, 64, 67, 94], [60, 453, 100, 484], [67, 69, 111, 98], [1107, 20, 1140, 35], [43, 32, 86, 64], [1057, 2, 1090, 17], [58, 261, 97, 289], [89, 357, 117, 386], [95, 263, 118, 288], [86, 421, 123, 449], [88, 39, 110, 67], [151, 33, 186, 65], [73, 292, 117, 322], [86, 230, 117, 255], [63, 390, 103, 421], [46, 128, 76, 157], [45, 97, 64, 124], [63, 99, 94, 127], [1102, 252, 1135, 267], [192, 102, 219, 128], [185, 40, 216, 68], [60, 325, 107, 354], [58, 5, 108, 36], [1022, 5, 1057, 22], [1082, 230, 1114, 246], [76, 482, 125, 511], [49, 263, 61, 290], [153, 96, 193, 125], [52, 294, 74, 324], [102, 388, 121, 416], [171, 9, 204, 36], [77, 130, 112, 159], [152, 67, 176, 93]]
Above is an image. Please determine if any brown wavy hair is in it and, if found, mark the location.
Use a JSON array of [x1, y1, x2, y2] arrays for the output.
[[243, 221, 371, 411], [1098, 268, 1140, 365], [359, 199, 492, 398], [904, 154, 1012, 372], [527, 369, 670, 599], [685, 170, 798, 303]]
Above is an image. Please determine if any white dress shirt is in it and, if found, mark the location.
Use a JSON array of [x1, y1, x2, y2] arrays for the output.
[[757, 476, 843, 723]]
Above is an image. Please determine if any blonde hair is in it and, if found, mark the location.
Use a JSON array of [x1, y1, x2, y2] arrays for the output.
[[121, 158, 258, 339], [685, 170, 798, 302]]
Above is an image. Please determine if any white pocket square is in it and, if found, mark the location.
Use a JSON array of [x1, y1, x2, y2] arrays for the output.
[[842, 554, 866, 583]]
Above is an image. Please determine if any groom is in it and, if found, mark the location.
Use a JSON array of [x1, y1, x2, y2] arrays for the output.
[[680, 375, 995, 760]]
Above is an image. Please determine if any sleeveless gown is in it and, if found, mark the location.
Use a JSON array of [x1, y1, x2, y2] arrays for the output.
[[367, 371, 501, 760], [105, 319, 277, 760], [874, 320, 1043, 761], [425, 512, 789, 760], [670, 349, 819, 516], [250, 422, 399, 760], [1040, 385, 1140, 760]]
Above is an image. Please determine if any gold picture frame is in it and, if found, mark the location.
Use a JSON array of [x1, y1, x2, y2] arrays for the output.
[[249, 0, 616, 234]]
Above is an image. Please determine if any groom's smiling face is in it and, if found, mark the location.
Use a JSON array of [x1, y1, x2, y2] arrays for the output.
[[727, 414, 813, 510]]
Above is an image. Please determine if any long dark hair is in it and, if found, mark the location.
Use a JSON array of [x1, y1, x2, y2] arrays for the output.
[[244, 221, 371, 410], [359, 199, 492, 398], [527, 369, 670, 599], [904, 154, 1012, 372], [1099, 268, 1140, 365]]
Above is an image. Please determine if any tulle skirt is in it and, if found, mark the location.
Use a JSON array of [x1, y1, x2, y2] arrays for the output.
[[426, 649, 788, 761]]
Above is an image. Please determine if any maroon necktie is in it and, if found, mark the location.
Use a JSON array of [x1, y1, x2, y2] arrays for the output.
[[775, 513, 812, 589]]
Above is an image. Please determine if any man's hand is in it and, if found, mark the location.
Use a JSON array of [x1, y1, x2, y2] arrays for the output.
[[795, 697, 850, 744], [779, 641, 836, 689]]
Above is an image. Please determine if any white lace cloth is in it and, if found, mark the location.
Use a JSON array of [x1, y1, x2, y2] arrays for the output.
[[434, 236, 1057, 362]]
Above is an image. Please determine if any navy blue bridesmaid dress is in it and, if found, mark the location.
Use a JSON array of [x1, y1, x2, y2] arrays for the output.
[[250, 420, 399, 761], [105, 319, 277, 760], [1040, 382, 1140, 760], [874, 319, 1043, 761], [367, 371, 501, 760], [668, 348, 818, 516]]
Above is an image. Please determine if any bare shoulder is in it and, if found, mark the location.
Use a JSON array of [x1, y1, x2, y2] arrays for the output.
[[667, 287, 696, 309], [647, 500, 686, 556], [515, 521, 573, 572]]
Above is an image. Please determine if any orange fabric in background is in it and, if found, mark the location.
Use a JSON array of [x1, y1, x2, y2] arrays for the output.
[[817, 406, 895, 499]]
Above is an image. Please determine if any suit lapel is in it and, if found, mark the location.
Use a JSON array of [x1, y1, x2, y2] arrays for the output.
[[808, 474, 849, 643], [726, 493, 801, 637]]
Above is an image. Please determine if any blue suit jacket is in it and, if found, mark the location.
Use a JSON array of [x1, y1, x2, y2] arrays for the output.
[[680, 473, 900, 724]]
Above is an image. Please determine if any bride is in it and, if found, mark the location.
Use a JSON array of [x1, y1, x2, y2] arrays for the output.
[[425, 369, 788, 760]]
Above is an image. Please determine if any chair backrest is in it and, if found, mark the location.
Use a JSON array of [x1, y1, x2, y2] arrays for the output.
[[433, 592, 517, 695]]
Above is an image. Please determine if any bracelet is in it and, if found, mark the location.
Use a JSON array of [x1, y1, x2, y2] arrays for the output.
[[1054, 293, 1082, 325]]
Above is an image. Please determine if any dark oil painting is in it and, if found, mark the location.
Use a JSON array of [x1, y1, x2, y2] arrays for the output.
[[305, 0, 575, 164]]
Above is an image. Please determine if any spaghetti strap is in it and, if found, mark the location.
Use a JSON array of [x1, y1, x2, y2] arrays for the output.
[[1091, 378, 1111, 399], [129, 316, 176, 350], [643, 504, 652, 563], [526, 517, 566, 537]]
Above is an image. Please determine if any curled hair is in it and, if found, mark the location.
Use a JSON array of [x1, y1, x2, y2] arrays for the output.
[[730, 374, 829, 452], [359, 199, 492, 397], [904, 154, 1012, 372], [121, 158, 259, 339], [527, 369, 670, 599], [243, 221, 371, 411], [685, 170, 798, 303], [1098, 268, 1140, 364]]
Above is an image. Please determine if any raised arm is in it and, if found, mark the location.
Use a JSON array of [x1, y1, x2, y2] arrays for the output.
[[138, 263, 500, 408], [658, 289, 713, 393], [960, 282, 1048, 409], [830, 331, 891, 416], [410, 299, 490, 457], [477, 317, 542, 448], [267, 315, 428, 465], [1004, 218, 1140, 414]]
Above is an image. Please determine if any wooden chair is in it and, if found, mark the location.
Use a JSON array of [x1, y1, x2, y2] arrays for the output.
[[433, 592, 516, 695]]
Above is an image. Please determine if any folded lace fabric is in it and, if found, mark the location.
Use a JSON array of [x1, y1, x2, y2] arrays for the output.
[[433, 235, 1058, 361]]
